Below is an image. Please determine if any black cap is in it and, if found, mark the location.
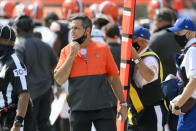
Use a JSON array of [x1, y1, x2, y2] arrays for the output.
[[0, 25, 16, 42]]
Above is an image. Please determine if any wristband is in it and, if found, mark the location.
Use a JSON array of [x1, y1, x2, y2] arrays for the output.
[[14, 116, 24, 127], [15, 116, 24, 123], [174, 103, 181, 110], [120, 102, 128, 107], [134, 57, 142, 64], [57, 85, 63, 90]]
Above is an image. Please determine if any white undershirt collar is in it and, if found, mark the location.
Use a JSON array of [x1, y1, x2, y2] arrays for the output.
[[185, 38, 196, 49]]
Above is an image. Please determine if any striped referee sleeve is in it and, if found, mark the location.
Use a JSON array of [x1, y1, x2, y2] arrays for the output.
[[11, 53, 27, 90]]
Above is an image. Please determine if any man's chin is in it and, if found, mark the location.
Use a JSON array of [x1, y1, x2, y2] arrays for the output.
[[72, 38, 78, 41]]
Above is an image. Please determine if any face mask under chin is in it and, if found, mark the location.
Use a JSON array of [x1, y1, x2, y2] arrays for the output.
[[73, 34, 87, 44], [73, 29, 87, 44]]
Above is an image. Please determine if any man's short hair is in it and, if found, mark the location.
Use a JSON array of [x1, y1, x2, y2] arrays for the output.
[[155, 7, 176, 23], [14, 15, 34, 33], [44, 11, 59, 24], [104, 23, 120, 38], [70, 14, 92, 31]]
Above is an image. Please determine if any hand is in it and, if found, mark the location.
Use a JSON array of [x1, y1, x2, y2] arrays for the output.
[[117, 106, 128, 122], [170, 100, 185, 115], [10, 125, 20, 131], [70, 41, 80, 57], [131, 47, 140, 60]]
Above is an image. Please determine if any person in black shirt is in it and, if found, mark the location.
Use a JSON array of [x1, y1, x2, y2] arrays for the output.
[[103, 23, 121, 69], [14, 15, 57, 131], [0, 25, 29, 131], [102, 23, 121, 118]]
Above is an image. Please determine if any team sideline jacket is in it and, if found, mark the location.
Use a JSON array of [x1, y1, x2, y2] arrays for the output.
[[56, 40, 119, 111]]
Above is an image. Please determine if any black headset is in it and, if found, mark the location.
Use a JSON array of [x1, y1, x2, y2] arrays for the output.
[[14, 14, 34, 32]]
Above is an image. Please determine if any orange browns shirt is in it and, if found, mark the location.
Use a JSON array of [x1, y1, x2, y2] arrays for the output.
[[55, 40, 119, 78]]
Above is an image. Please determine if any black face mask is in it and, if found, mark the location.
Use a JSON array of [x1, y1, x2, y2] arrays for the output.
[[174, 34, 188, 47], [0, 44, 13, 58], [73, 30, 87, 44], [132, 42, 140, 51]]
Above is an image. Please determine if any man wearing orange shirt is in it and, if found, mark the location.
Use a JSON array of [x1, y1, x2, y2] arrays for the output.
[[54, 14, 127, 131]]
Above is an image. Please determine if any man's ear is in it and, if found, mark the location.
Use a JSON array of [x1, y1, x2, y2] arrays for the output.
[[114, 35, 118, 39], [103, 34, 107, 42], [141, 39, 147, 46], [137, 39, 146, 53], [188, 31, 195, 38], [86, 27, 91, 35], [186, 31, 190, 37]]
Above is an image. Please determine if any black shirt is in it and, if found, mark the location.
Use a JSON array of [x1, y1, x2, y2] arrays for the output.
[[14, 34, 57, 100], [149, 29, 183, 79], [107, 42, 121, 107], [108, 43, 121, 70]]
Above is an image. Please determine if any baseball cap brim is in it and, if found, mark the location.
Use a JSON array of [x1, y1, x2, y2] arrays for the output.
[[167, 26, 182, 32], [168, 17, 196, 32]]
